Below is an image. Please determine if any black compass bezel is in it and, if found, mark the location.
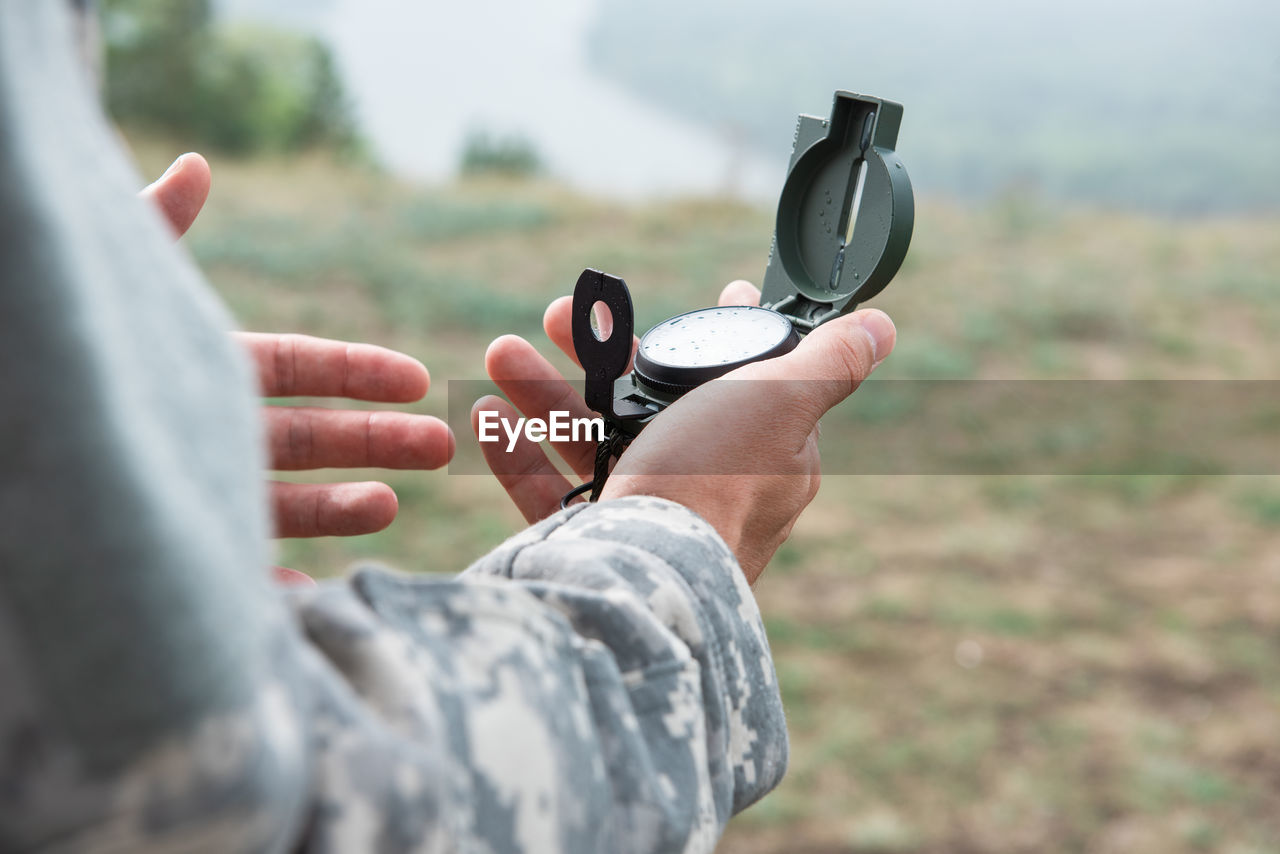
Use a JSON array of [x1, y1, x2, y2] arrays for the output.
[[633, 305, 801, 395]]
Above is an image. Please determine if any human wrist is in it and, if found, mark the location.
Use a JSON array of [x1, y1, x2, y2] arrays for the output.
[[599, 478, 752, 579]]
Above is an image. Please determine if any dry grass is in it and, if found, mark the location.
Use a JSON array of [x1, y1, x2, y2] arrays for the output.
[[130, 139, 1280, 853]]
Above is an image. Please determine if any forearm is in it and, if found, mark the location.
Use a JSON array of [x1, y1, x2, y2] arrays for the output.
[[289, 497, 787, 853], [463, 495, 789, 818]]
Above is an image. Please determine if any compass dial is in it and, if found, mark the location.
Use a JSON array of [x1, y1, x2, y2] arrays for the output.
[[634, 305, 799, 394]]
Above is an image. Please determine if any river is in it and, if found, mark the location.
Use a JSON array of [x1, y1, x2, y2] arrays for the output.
[[228, 0, 783, 200]]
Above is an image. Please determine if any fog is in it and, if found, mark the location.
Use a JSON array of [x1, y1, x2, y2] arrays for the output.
[[221, 0, 1280, 211]]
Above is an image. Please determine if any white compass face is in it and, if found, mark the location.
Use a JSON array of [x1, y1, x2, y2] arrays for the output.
[[639, 306, 793, 369]]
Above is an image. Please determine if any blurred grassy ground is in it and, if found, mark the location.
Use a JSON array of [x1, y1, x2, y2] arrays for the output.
[[133, 140, 1280, 854]]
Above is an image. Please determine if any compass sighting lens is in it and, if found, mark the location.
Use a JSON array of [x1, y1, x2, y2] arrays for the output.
[[589, 300, 612, 342]]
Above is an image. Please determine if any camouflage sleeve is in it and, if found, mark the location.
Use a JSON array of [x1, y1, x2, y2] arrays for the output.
[[288, 496, 788, 853], [2, 3, 785, 850]]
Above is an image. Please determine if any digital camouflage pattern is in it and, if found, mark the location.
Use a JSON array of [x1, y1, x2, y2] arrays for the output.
[[292, 497, 787, 852], [3, 495, 788, 854], [0, 2, 787, 851]]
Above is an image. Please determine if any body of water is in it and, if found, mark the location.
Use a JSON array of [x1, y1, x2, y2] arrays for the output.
[[231, 0, 783, 200]]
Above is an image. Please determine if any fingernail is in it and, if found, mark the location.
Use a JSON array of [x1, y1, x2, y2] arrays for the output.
[[857, 309, 896, 362], [161, 153, 187, 178]]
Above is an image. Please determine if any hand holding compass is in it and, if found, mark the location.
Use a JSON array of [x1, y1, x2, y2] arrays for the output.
[[475, 90, 913, 570], [599, 306, 895, 583], [567, 91, 914, 502], [478, 287, 895, 581]]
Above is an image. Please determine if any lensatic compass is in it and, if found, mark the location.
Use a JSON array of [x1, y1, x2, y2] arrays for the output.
[[563, 91, 914, 506]]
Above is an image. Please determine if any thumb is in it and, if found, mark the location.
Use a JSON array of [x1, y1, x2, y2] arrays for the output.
[[740, 308, 896, 424], [139, 152, 211, 238]]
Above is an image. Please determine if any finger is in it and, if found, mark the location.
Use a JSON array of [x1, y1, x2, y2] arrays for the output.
[[139, 152, 211, 238], [543, 295, 639, 370], [271, 566, 317, 586], [265, 407, 454, 470], [544, 295, 580, 367], [485, 335, 598, 478], [718, 279, 761, 306], [470, 396, 575, 524], [737, 308, 896, 424], [236, 332, 430, 401], [271, 481, 398, 537]]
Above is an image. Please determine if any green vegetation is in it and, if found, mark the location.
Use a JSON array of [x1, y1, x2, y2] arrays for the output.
[[104, 0, 359, 155], [459, 130, 546, 179], [125, 136, 1280, 853]]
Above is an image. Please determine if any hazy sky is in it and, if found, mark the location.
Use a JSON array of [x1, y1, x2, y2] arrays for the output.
[[219, 0, 1280, 209], [223, 0, 782, 198]]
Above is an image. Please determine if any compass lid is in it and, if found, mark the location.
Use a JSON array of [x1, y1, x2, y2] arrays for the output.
[[760, 91, 914, 332]]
